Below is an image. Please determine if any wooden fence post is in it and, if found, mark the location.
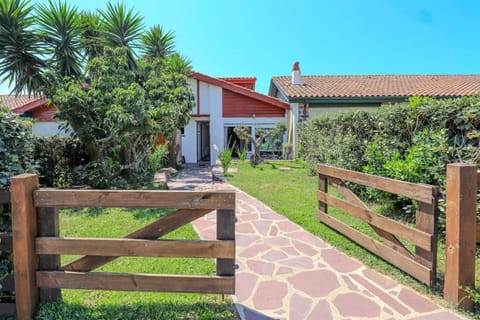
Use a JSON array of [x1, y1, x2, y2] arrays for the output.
[[415, 187, 439, 287], [37, 207, 61, 303], [216, 206, 236, 291], [318, 170, 328, 213], [444, 164, 477, 310], [11, 174, 39, 320]]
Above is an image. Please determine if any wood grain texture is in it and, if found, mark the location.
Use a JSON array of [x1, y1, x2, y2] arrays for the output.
[[329, 177, 413, 259], [444, 164, 477, 310], [37, 238, 234, 259], [11, 174, 39, 320], [34, 189, 235, 210], [37, 207, 61, 303], [63, 209, 211, 271], [317, 191, 432, 251], [318, 210, 432, 285], [318, 164, 436, 204], [37, 271, 235, 294], [216, 208, 236, 290]]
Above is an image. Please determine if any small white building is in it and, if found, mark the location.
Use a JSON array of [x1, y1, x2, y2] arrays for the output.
[[182, 73, 290, 165]]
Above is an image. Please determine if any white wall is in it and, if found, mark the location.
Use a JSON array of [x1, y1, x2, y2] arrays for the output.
[[208, 86, 223, 165], [181, 120, 197, 163], [32, 122, 71, 136]]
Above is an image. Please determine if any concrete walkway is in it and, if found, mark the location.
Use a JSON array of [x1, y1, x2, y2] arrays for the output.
[[168, 166, 465, 320]]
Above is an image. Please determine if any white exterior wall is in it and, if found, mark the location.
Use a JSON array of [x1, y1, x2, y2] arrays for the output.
[[208, 86, 223, 165], [199, 82, 211, 114], [181, 120, 197, 163], [32, 122, 71, 136]]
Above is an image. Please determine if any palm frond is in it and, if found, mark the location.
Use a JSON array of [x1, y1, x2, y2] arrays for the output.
[[140, 24, 175, 60]]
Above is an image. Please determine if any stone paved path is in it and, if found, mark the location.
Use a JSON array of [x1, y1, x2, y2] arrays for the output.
[[168, 166, 465, 320]]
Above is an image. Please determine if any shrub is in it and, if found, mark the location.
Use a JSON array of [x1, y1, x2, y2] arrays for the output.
[[297, 96, 480, 229], [219, 148, 233, 175], [149, 144, 167, 172], [33, 136, 89, 188], [0, 108, 36, 302]]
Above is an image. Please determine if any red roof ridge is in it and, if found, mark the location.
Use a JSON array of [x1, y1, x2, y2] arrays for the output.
[[192, 72, 289, 110]]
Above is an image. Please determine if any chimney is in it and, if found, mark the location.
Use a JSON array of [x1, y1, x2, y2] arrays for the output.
[[291, 61, 301, 85]]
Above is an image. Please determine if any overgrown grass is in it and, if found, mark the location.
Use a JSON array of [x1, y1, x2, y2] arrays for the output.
[[228, 160, 446, 295], [35, 208, 238, 320]]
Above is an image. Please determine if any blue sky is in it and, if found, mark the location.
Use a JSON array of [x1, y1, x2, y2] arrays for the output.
[[1, 0, 480, 94]]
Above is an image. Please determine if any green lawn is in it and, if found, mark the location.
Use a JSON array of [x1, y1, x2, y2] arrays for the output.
[[36, 207, 238, 320], [227, 160, 445, 295]]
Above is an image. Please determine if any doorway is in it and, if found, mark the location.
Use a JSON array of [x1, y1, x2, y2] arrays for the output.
[[197, 122, 210, 162]]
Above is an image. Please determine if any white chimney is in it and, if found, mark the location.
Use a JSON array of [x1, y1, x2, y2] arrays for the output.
[[291, 61, 301, 85]]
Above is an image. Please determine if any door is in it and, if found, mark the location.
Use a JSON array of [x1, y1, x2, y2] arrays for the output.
[[197, 122, 210, 162]]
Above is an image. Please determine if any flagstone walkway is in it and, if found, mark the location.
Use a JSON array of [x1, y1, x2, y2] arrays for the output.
[[168, 166, 465, 320]]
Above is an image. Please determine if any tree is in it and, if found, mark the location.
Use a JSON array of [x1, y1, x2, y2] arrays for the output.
[[234, 123, 286, 166], [48, 47, 194, 185], [140, 25, 175, 60]]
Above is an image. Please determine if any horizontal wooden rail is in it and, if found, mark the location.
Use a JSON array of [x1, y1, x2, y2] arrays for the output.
[[318, 210, 431, 283], [317, 191, 432, 251], [0, 190, 9, 205], [36, 238, 235, 259], [317, 164, 436, 204], [477, 224, 480, 243], [34, 189, 236, 210], [37, 271, 235, 294]]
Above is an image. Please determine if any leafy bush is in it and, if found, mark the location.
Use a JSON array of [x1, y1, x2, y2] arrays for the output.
[[219, 148, 233, 175], [149, 144, 167, 172], [298, 96, 480, 229], [0, 108, 36, 302], [33, 136, 89, 188]]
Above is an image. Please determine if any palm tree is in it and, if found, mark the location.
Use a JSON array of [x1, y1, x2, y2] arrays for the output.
[[165, 53, 192, 75], [0, 0, 46, 95], [36, 0, 83, 78], [140, 25, 175, 60], [98, 2, 144, 69]]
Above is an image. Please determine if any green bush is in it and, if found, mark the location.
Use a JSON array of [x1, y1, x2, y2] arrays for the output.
[[0, 108, 36, 302], [219, 148, 233, 175], [298, 96, 480, 229], [33, 136, 89, 188], [149, 144, 167, 172]]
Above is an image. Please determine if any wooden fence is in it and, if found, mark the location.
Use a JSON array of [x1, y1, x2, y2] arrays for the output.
[[444, 163, 479, 310], [0, 189, 15, 317], [317, 164, 439, 286], [10, 174, 236, 320]]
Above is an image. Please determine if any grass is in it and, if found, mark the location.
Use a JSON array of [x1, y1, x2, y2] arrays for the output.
[[35, 207, 238, 320], [228, 160, 446, 296]]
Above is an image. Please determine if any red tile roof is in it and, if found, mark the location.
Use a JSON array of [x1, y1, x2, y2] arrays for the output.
[[270, 75, 480, 99], [219, 77, 257, 90], [192, 72, 289, 110], [0, 95, 45, 111]]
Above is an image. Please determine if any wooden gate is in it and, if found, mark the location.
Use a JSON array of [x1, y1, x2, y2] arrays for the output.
[[10, 174, 236, 320], [317, 164, 439, 286]]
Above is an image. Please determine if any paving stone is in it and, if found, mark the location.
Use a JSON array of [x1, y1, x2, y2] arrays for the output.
[[239, 213, 261, 221], [239, 244, 271, 258], [411, 311, 464, 320], [289, 270, 340, 297], [363, 268, 398, 290], [342, 275, 359, 291], [282, 246, 300, 257], [253, 220, 272, 236], [333, 292, 381, 318], [247, 260, 275, 276], [286, 231, 328, 248], [236, 272, 258, 302], [253, 280, 288, 310], [351, 274, 410, 316], [292, 240, 318, 256], [270, 225, 278, 236], [289, 294, 312, 320], [237, 222, 257, 234], [281, 257, 314, 269], [262, 249, 289, 261], [322, 248, 362, 273], [237, 234, 261, 247], [398, 288, 439, 313], [192, 218, 212, 231], [265, 236, 291, 247], [306, 300, 333, 320], [276, 266, 293, 275], [277, 221, 301, 232]]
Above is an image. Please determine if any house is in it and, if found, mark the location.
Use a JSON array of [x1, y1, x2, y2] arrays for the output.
[[183, 73, 290, 165], [269, 62, 480, 154], [0, 95, 70, 136]]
